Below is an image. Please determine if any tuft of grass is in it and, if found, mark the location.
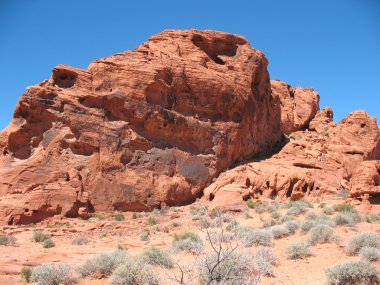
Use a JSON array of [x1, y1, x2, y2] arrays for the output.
[[114, 213, 125, 221], [0, 235, 16, 246], [270, 225, 291, 239], [20, 267, 32, 283], [72, 237, 89, 245], [141, 247, 173, 268], [147, 217, 158, 226], [337, 188, 350, 199], [286, 242, 311, 259], [308, 225, 335, 245], [346, 232, 380, 255], [42, 238, 55, 249], [140, 230, 150, 242], [173, 231, 201, 243], [246, 199, 255, 209], [333, 204, 357, 213], [326, 260, 380, 285], [32, 231, 48, 243]]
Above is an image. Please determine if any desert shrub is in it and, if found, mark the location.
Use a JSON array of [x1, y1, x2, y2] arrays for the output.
[[246, 199, 255, 209], [109, 258, 158, 285], [338, 188, 350, 199], [254, 247, 277, 275], [271, 212, 281, 220], [199, 251, 259, 285], [308, 225, 335, 245], [42, 238, 55, 249], [300, 216, 334, 234], [360, 247, 380, 262], [270, 225, 291, 239], [262, 219, 279, 228], [226, 220, 239, 231], [333, 203, 357, 213], [326, 260, 380, 285], [72, 237, 89, 245], [31, 263, 77, 285], [78, 249, 128, 277], [141, 247, 173, 268], [200, 218, 211, 229], [323, 206, 335, 215], [237, 226, 272, 247], [279, 214, 296, 223], [21, 267, 32, 283], [284, 220, 300, 234], [264, 203, 279, 213], [0, 235, 16, 246], [365, 213, 380, 223], [334, 212, 361, 226], [286, 206, 305, 216], [140, 230, 150, 241], [114, 213, 125, 221], [346, 232, 380, 255], [172, 238, 203, 254], [147, 217, 158, 226], [190, 207, 208, 217], [32, 231, 48, 242], [173, 231, 201, 243], [286, 242, 311, 259], [305, 211, 318, 220], [285, 200, 312, 209]]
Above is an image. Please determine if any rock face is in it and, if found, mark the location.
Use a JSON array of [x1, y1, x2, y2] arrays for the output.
[[0, 30, 286, 224], [205, 109, 380, 205], [0, 29, 377, 225]]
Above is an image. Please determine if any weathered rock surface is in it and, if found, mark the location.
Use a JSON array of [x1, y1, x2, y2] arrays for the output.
[[0, 29, 286, 224], [205, 109, 380, 205]]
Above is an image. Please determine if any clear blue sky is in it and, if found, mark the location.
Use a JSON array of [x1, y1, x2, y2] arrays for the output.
[[1, 0, 379, 130]]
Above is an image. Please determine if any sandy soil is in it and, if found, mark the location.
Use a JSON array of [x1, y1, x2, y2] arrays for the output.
[[1, 199, 380, 285]]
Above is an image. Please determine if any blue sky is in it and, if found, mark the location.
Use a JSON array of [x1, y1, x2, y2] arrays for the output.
[[0, 0, 379, 130]]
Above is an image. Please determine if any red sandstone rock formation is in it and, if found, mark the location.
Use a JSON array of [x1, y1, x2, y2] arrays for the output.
[[0, 29, 377, 225], [0, 30, 285, 224], [205, 109, 380, 205]]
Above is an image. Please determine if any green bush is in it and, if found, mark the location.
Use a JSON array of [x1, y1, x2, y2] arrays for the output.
[[114, 213, 125, 221], [326, 260, 380, 285], [141, 247, 173, 268], [147, 217, 158, 226], [246, 199, 255, 209], [308, 225, 335, 245], [42, 238, 55, 249], [346, 232, 380, 255], [20, 267, 32, 283], [286, 242, 311, 259]]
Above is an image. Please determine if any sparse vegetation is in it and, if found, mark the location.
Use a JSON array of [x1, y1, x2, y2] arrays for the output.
[[0, 235, 16, 246], [284, 220, 300, 234], [346, 232, 380, 255], [334, 212, 361, 226], [270, 225, 291, 239], [72, 237, 89, 245], [238, 226, 272, 247], [140, 230, 150, 241], [42, 238, 55, 248], [147, 217, 158, 226], [141, 247, 173, 268], [31, 263, 77, 285], [333, 203, 357, 213], [308, 225, 335, 245], [172, 231, 203, 254], [109, 258, 158, 285], [246, 199, 255, 209], [78, 249, 128, 278], [326, 260, 380, 285], [254, 247, 277, 275], [360, 247, 380, 262], [114, 212, 125, 221], [286, 242, 311, 259], [32, 231, 48, 243], [21, 267, 32, 283]]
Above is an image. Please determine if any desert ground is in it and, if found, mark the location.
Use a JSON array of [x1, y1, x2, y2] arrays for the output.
[[2, 194, 380, 285]]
